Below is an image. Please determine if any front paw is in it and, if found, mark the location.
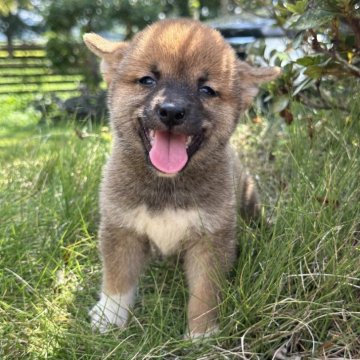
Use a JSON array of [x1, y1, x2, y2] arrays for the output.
[[89, 291, 134, 333], [184, 325, 219, 341]]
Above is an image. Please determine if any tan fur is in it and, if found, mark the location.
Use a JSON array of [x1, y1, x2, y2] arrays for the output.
[[84, 19, 279, 337]]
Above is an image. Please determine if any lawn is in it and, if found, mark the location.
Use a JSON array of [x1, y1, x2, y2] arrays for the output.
[[0, 94, 359, 359]]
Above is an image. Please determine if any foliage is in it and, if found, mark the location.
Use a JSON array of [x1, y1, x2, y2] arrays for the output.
[[43, 0, 112, 89], [276, 0, 360, 78], [0, 0, 41, 56], [238, 0, 360, 119]]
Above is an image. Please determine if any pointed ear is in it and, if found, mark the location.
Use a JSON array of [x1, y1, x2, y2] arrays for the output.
[[242, 63, 281, 83], [237, 61, 281, 109], [83, 33, 129, 85]]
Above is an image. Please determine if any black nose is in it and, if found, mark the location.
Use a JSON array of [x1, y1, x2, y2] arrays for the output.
[[158, 103, 186, 127]]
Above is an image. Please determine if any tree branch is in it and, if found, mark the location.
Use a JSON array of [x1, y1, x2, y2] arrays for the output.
[[333, 51, 360, 78]]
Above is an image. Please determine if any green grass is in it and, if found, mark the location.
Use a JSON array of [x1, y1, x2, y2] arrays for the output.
[[1, 94, 359, 359]]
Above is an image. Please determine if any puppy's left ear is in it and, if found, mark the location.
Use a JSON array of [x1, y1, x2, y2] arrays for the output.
[[83, 33, 129, 85], [237, 61, 281, 109]]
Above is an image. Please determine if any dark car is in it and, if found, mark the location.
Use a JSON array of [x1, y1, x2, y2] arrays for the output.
[[208, 13, 285, 59]]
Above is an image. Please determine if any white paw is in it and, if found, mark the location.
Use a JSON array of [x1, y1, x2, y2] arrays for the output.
[[89, 290, 135, 333], [184, 325, 219, 341]]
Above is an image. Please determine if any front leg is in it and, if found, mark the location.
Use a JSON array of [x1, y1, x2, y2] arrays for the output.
[[90, 222, 150, 333], [183, 227, 236, 339]]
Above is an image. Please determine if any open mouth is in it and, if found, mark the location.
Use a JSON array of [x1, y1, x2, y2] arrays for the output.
[[139, 122, 204, 174]]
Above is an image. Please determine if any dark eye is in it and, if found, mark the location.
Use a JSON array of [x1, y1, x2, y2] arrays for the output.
[[138, 76, 156, 87], [199, 85, 217, 97]]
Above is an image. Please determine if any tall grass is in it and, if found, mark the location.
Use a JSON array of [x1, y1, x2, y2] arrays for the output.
[[1, 95, 359, 359]]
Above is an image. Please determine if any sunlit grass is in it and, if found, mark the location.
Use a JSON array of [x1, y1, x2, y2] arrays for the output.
[[0, 94, 359, 358]]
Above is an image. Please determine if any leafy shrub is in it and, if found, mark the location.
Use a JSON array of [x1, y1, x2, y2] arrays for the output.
[[242, 0, 360, 118]]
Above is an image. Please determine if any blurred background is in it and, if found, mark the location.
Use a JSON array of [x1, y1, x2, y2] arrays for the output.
[[1, 0, 359, 121]]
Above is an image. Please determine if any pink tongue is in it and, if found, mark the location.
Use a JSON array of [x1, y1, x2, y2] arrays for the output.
[[149, 131, 188, 174]]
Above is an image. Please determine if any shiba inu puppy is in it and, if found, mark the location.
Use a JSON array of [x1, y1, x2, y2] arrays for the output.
[[83, 18, 279, 338]]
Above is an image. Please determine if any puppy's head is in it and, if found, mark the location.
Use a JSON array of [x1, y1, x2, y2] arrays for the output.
[[84, 19, 280, 176]]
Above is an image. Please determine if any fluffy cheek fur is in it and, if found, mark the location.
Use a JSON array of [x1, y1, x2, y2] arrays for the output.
[[188, 100, 240, 168], [108, 85, 146, 145]]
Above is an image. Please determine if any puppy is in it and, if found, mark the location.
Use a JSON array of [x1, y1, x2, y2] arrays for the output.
[[83, 18, 279, 338]]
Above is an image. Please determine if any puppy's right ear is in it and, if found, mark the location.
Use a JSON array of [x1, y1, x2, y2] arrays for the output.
[[83, 33, 129, 85]]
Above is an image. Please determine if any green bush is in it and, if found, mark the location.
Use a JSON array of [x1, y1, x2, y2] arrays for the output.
[[246, 0, 360, 118]]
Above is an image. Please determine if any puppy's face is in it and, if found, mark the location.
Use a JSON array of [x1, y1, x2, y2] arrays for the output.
[[84, 19, 279, 176]]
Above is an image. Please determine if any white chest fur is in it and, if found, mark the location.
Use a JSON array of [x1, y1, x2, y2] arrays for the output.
[[120, 205, 211, 255]]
